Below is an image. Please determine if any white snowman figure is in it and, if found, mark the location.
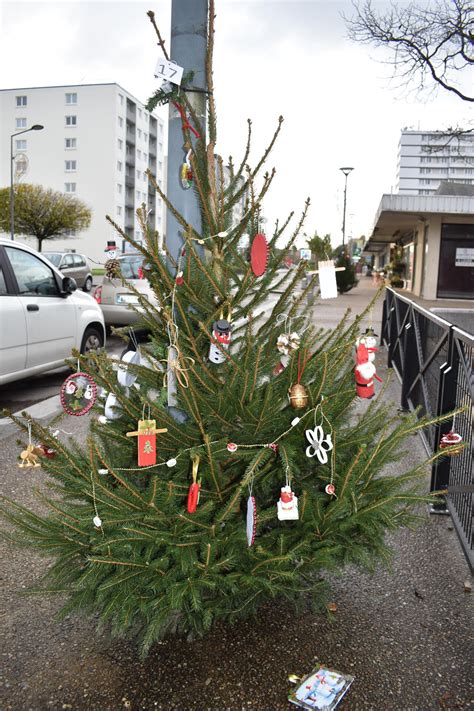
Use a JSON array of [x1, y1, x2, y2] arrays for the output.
[[104, 240, 117, 260], [83, 383, 94, 401], [355, 328, 378, 363], [208, 319, 232, 364]]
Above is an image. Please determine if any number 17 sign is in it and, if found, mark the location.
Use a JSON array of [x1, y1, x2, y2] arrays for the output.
[[154, 57, 184, 86]]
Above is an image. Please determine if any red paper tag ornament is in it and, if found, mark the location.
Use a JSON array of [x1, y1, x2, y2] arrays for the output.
[[126, 419, 168, 467], [250, 232, 269, 277]]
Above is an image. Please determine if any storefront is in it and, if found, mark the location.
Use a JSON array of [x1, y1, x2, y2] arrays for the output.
[[364, 193, 474, 301], [437, 224, 474, 299]]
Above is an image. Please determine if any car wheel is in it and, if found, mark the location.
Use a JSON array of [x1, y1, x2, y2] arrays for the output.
[[83, 276, 93, 292], [80, 326, 104, 354]]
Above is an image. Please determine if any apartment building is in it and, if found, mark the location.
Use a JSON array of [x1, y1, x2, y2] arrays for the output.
[[0, 83, 165, 261], [396, 130, 474, 196]]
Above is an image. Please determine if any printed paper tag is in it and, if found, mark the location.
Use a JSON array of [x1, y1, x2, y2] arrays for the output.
[[154, 58, 184, 86]]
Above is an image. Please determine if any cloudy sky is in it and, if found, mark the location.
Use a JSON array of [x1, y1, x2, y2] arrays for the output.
[[1, 0, 472, 247]]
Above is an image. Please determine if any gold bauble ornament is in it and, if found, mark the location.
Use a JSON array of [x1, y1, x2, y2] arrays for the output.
[[288, 383, 309, 409]]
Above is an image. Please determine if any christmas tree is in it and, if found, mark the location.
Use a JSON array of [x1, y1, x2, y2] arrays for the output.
[[1, 3, 450, 657]]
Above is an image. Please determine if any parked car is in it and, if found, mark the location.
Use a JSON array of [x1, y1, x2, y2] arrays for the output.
[[93, 253, 158, 326], [43, 251, 93, 292], [0, 239, 105, 386]]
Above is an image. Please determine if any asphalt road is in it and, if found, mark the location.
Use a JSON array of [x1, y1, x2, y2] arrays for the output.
[[0, 335, 124, 413]]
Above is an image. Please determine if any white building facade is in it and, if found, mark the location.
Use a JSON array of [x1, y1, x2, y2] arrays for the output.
[[396, 130, 474, 196], [0, 83, 165, 261]]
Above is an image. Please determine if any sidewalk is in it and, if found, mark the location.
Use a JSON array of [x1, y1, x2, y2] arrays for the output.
[[0, 280, 472, 711]]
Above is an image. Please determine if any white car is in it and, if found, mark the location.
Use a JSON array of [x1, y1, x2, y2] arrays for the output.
[[0, 239, 106, 386]]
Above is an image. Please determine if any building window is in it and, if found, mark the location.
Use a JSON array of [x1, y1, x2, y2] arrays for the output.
[[65, 92, 77, 105], [143, 152, 148, 163], [118, 116, 123, 128], [118, 93, 124, 105], [65, 115, 77, 126], [144, 132, 148, 142], [117, 183, 122, 194], [138, 108, 142, 119], [159, 142, 163, 153], [65, 138, 77, 150], [65, 182, 76, 193], [136, 190, 141, 201], [137, 128, 142, 139], [137, 149, 141, 160], [159, 123, 163, 134], [118, 138, 123, 150], [15, 118, 27, 129], [117, 161, 123, 172], [16, 96, 27, 107], [136, 170, 141, 180], [117, 206, 122, 216], [65, 160, 77, 171], [15, 139, 27, 151], [158, 161, 163, 172]]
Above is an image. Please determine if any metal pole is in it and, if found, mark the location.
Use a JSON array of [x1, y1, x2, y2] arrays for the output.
[[10, 133, 14, 241], [9, 126, 44, 241], [166, 0, 208, 262], [342, 173, 348, 248]]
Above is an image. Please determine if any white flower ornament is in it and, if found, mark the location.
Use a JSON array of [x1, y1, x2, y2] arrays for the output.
[[305, 425, 333, 463]]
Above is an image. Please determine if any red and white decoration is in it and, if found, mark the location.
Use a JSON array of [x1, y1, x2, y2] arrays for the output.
[[355, 343, 382, 399], [246, 496, 257, 547], [60, 372, 97, 416], [277, 485, 299, 521]]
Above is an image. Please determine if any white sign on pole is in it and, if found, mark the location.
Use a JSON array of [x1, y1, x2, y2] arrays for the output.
[[154, 58, 184, 86], [299, 248, 312, 261], [455, 247, 474, 267]]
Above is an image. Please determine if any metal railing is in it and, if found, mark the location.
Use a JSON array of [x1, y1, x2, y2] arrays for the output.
[[381, 288, 473, 570]]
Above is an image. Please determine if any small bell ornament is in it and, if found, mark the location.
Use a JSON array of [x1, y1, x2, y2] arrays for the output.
[[208, 319, 232, 364], [288, 383, 309, 409], [277, 485, 299, 521]]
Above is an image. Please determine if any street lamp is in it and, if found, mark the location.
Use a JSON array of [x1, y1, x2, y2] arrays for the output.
[[339, 166, 354, 249], [10, 124, 44, 241]]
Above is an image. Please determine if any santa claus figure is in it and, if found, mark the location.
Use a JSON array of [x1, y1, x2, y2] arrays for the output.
[[277, 485, 299, 520], [355, 343, 382, 399]]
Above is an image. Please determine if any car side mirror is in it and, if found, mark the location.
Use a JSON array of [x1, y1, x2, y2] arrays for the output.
[[62, 276, 77, 295]]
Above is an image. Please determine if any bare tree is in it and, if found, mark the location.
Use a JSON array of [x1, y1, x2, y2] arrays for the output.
[[345, 0, 474, 102]]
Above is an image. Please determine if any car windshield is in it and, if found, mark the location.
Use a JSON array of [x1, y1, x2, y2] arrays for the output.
[[43, 253, 62, 267], [119, 255, 144, 279]]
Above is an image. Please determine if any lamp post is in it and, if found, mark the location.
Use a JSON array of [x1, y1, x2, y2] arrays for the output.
[[339, 166, 354, 249], [10, 124, 44, 241]]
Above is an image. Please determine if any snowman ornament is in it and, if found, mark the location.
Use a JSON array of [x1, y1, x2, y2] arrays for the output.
[[355, 328, 378, 363], [208, 319, 232, 364]]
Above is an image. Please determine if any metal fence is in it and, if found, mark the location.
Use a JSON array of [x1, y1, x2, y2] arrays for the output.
[[381, 288, 473, 571]]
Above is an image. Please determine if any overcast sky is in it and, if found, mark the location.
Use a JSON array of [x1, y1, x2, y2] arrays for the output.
[[1, 0, 472, 247]]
